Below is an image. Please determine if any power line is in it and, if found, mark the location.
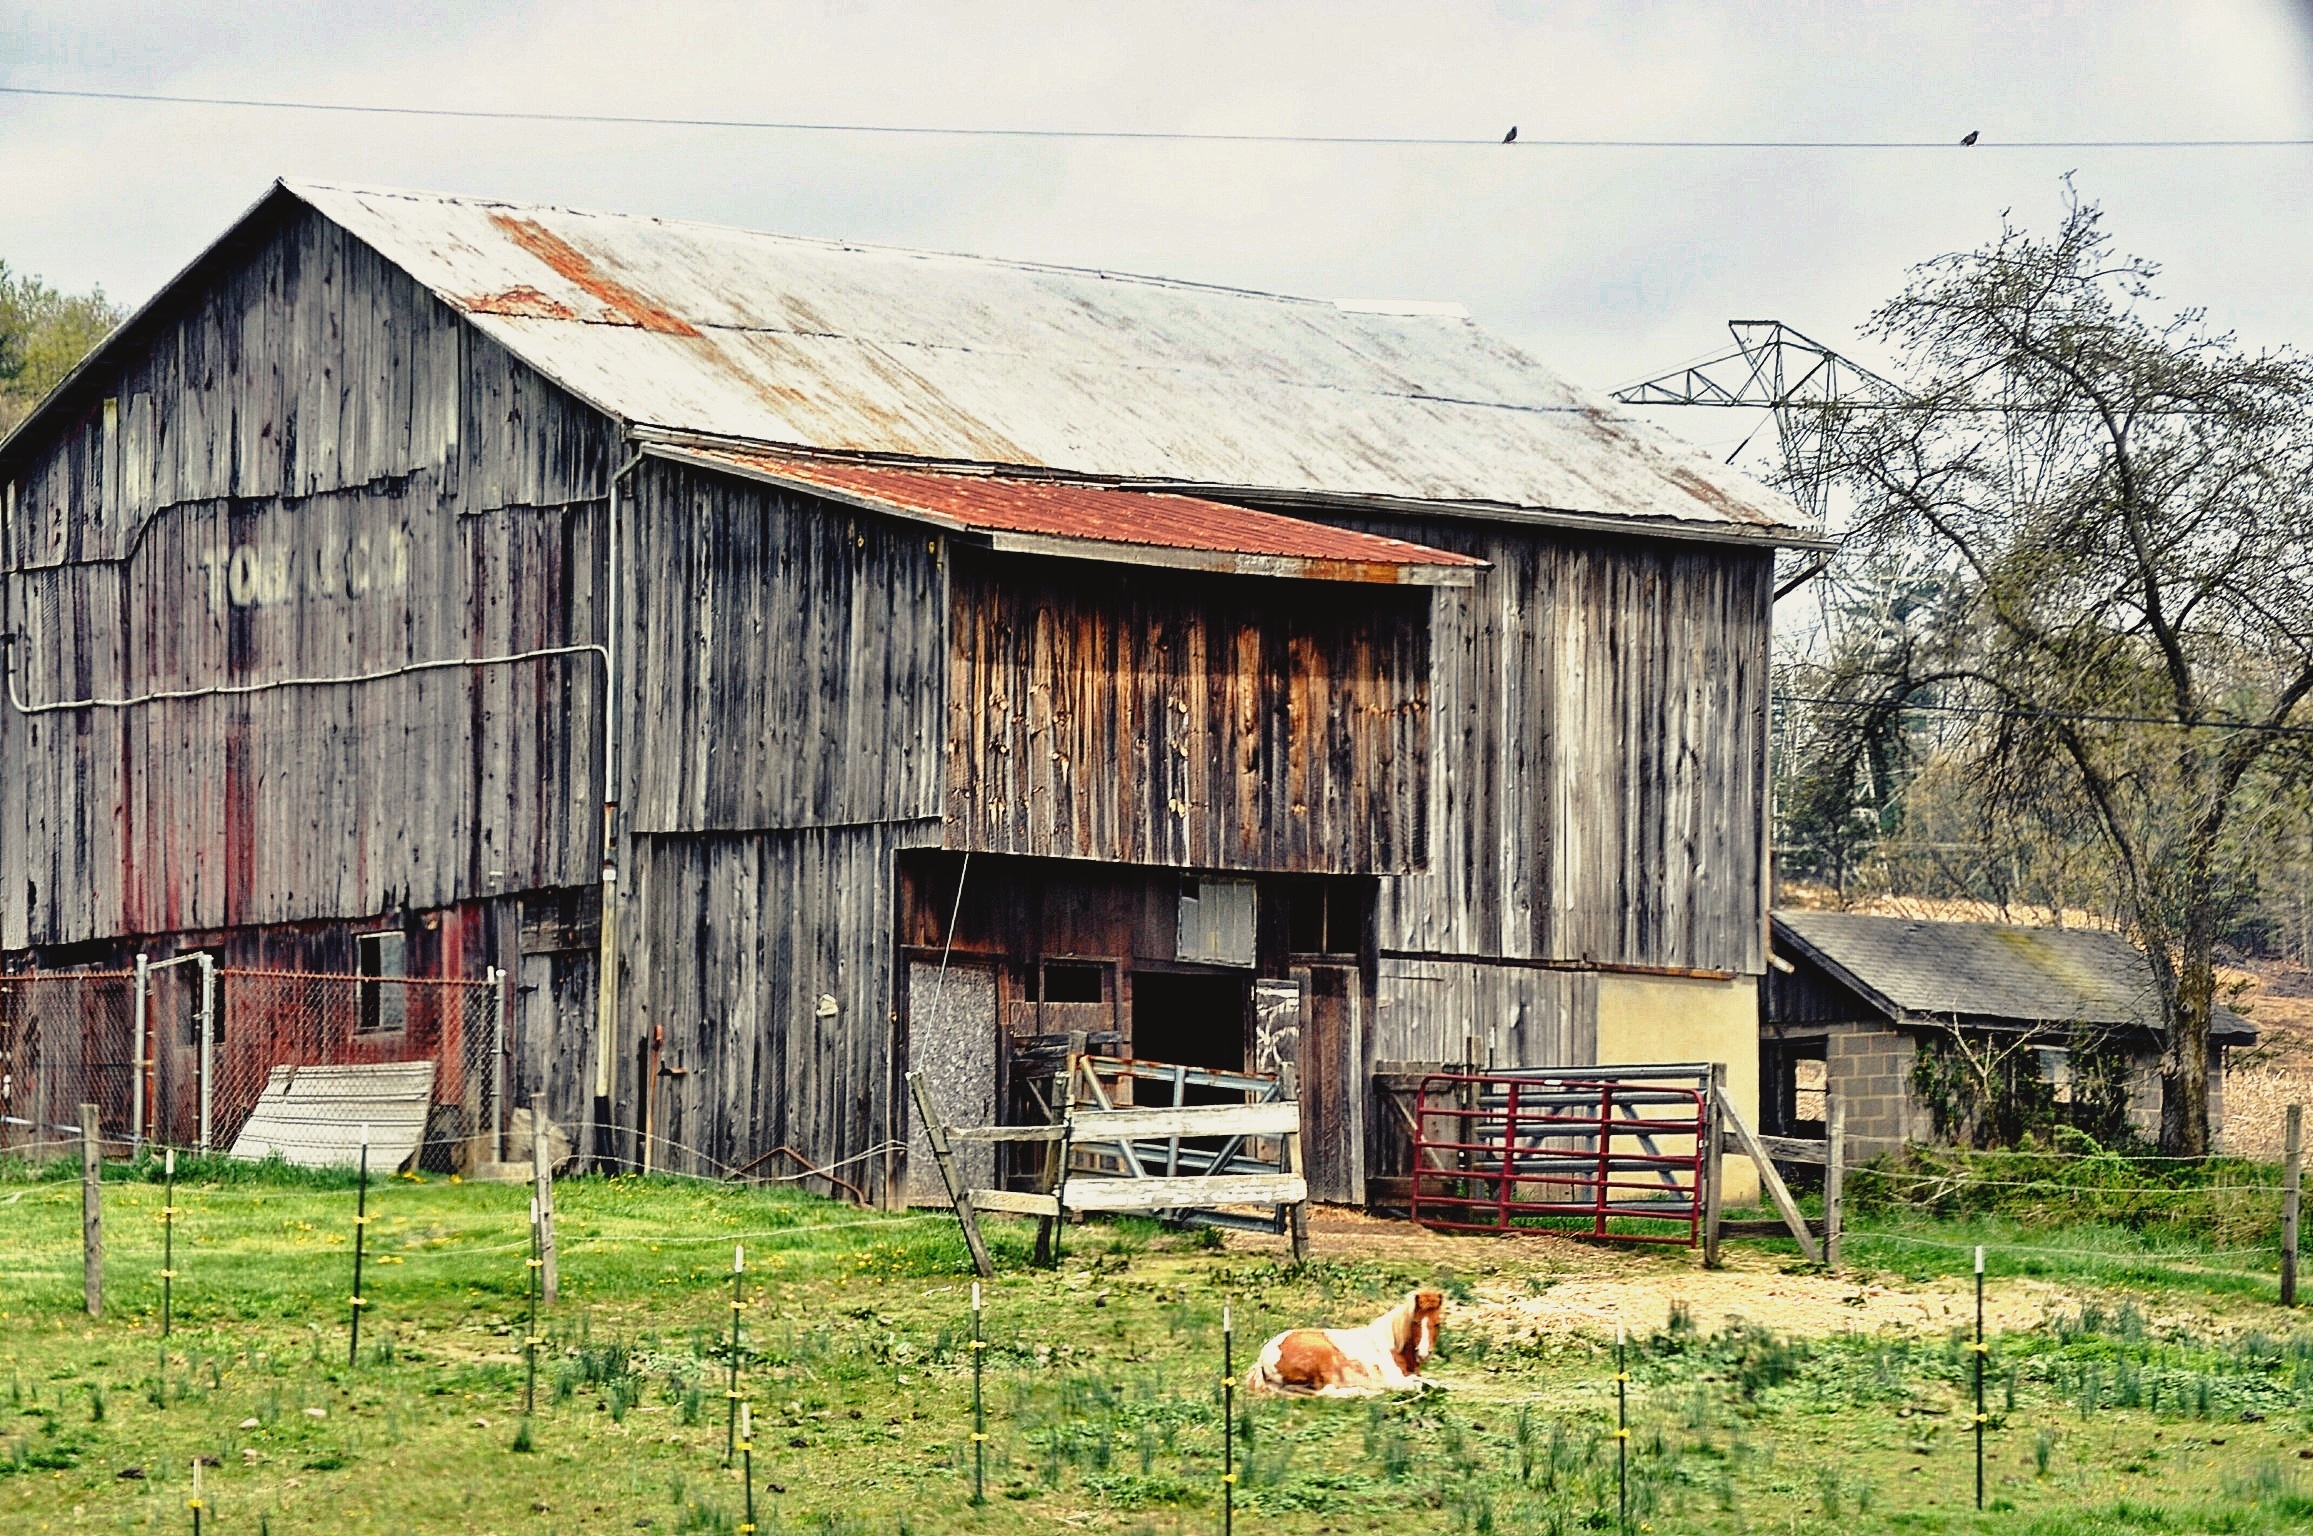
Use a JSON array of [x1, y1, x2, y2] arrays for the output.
[[2, 84, 2310, 150], [1783, 691, 2313, 738]]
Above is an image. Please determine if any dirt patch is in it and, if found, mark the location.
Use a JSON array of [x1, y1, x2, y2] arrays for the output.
[[1457, 1254, 2069, 1343]]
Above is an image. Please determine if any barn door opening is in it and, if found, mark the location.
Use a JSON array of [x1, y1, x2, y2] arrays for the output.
[[1128, 970, 1248, 1104], [904, 960, 998, 1204]]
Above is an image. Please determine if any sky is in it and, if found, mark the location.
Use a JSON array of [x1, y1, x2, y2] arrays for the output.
[[3, 1, 2312, 471]]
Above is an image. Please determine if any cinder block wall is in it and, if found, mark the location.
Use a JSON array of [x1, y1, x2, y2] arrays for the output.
[[1822, 1023, 1926, 1160]]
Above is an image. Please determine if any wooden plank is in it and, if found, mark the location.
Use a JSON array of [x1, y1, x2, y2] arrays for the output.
[[1720, 1131, 1830, 1165], [1059, 1174, 1308, 1211], [965, 1189, 1062, 1218], [945, 1123, 1070, 1144], [1714, 1084, 1819, 1263], [1069, 1103, 1300, 1140], [906, 1069, 993, 1279]]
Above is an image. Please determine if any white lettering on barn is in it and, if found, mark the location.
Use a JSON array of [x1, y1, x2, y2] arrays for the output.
[[197, 531, 412, 612]]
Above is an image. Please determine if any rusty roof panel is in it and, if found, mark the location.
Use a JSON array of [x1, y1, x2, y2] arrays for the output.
[[275, 182, 1811, 542], [659, 444, 1486, 586]]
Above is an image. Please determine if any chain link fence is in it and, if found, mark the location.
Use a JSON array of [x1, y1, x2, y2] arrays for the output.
[[0, 965, 504, 1169], [0, 970, 138, 1155]]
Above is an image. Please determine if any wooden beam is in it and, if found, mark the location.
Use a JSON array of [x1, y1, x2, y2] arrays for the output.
[[966, 1189, 1062, 1218], [906, 1070, 993, 1279], [944, 1124, 1069, 1144], [1714, 1084, 1820, 1263]]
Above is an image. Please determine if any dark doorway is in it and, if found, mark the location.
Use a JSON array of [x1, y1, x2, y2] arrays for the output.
[[1131, 971, 1247, 1072]]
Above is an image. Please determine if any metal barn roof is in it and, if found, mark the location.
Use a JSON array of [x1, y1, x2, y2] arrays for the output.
[[1772, 911, 2256, 1042], [261, 181, 1808, 544], [653, 443, 1486, 585]]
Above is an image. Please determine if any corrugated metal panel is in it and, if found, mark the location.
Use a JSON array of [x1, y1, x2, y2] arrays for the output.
[[227, 1060, 436, 1170], [659, 444, 1484, 585], [267, 181, 1814, 544]]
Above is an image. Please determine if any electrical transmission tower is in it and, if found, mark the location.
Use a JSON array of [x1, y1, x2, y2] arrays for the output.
[[1612, 320, 1899, 523]]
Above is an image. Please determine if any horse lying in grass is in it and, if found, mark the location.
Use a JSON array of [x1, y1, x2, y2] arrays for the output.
[[1245, 1288, 1444, 1397]]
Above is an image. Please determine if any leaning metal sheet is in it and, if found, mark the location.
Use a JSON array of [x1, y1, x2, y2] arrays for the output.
[[226, 1061, 437, 1170]]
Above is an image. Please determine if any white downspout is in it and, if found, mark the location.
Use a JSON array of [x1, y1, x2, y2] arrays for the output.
[[592, 441, 645, 1169]]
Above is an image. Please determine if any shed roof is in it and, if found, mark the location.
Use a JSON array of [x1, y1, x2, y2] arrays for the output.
[[0, 180, 1818, 548], [652, 443, 1485, 585], [1772, 911, 2256, 1042]]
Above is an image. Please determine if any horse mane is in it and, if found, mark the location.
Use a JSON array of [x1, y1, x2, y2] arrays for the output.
[[1386, 1291, 1429, 1376]]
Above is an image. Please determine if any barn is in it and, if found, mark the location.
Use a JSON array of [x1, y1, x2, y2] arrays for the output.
[[0, 180, 1815, 1201]]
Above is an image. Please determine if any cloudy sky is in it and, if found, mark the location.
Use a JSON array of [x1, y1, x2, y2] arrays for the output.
[[4, 1, 2311, 466]]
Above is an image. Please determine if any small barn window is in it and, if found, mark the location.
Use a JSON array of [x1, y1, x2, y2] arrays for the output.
[[1178, 878, 1257, 968], [1038, 962, 1107, 1004], [1284, 879, 1361, 956], [2036, 1046, 2073, 1104], [358, 932, 408, 1035], [1792, 1057, 1827, 1127]]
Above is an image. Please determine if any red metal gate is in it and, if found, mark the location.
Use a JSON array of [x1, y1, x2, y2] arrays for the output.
[[1409, 1071, 1709, 1244]]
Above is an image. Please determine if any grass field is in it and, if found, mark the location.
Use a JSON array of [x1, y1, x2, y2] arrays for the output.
[[3, 1156, 2312, 1534]]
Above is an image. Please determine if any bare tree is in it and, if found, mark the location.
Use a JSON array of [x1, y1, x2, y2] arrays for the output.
[[1818, 188, 2313, 1155]]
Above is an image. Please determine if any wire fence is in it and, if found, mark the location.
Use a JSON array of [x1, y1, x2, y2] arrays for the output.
[[0, 966, 505, 1169]]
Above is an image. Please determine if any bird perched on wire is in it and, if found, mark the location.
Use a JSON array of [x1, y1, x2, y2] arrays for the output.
[[1503, 126, 1517, 143], [1960, 130, 1979, 145]]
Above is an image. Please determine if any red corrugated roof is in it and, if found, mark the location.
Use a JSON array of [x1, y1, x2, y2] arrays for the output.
[[660, 444, 1485, 586]]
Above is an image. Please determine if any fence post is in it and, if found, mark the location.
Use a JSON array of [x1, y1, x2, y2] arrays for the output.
[[195, 955, 216, 1155], [2283, 1103, 2302, 1309], [130, 955, 149, 1153], [1824, 1090, 1845, 1275], [490, 966, 508, 1166], [1701, 1062, 1725, 1269], [531, 1095, 560, 1305], [80, 1103, 102, 1317]]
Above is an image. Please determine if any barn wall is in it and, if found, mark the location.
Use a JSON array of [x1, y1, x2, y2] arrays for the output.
[[944, 551, 1431, 874], [1371, 958, 1596, 1068], [621, 821, 940, 1193], [621, 460, 947, 834], [1331, 518, 1771, 974], [0, 207, 613, 948]]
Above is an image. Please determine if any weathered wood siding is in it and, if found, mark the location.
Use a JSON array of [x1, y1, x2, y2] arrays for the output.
[[1372, 958, 1599, 1065], [623, 822, 940, 1190], [622, 461, 946, 834], [0, 207, 612, 947], [1297, 515, 1769, 1070], [945, 551, 1431, 874]]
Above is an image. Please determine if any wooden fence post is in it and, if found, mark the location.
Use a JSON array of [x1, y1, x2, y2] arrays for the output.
[[79, 1104, 102, 1317], [1824, 1091, 1845, 1275], [1701, 1063, 1725, 1269], [531, 1096, 560, 1305], [1278, 1063, 1309, 1264], [2283, 1103, 2302, 1309]]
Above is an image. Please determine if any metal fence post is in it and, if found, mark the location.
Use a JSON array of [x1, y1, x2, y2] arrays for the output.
[[492, 966, 510, 1165], [195, 955, 217, 1155], [80, 1103, 102, 1317], [1824, 1090, 1845, 1275], [2283, 1103, 2302, 1309], [130, 956, 149, 1153], [1701, 1062, 1726, 1269]]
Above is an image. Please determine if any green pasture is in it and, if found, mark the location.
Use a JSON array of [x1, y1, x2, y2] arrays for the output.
[[0, 1154, 2310, 1534]]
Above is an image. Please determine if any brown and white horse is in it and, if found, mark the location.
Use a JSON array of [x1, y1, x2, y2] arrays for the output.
[[1245, 1289, 1444, 1397]]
